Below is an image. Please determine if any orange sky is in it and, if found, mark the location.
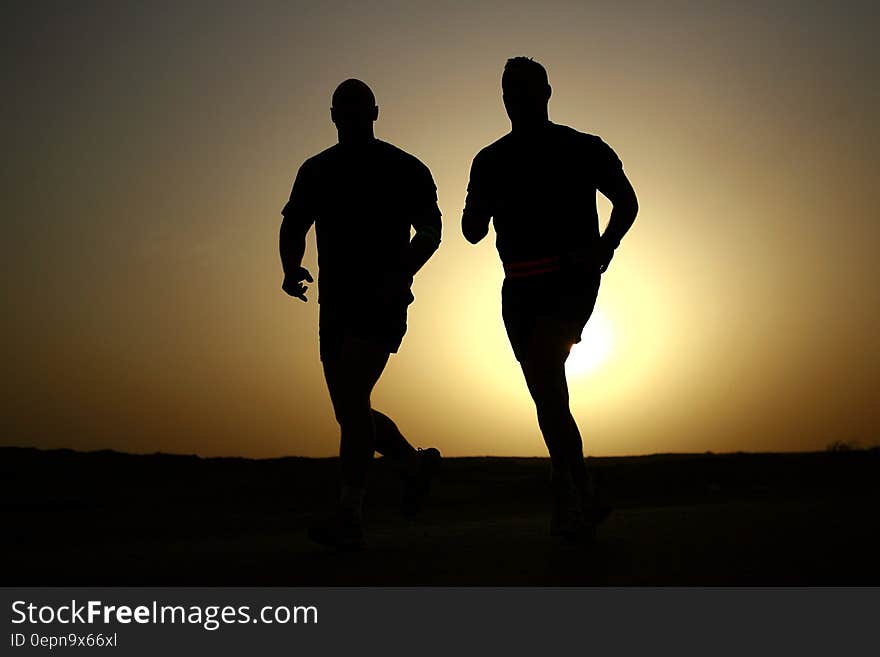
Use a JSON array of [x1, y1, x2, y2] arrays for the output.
[[3, 1, 878, 457]]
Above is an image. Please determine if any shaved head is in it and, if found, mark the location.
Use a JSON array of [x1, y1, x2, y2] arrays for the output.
[[332, 78, 376, 112], [330, 78, 379, 142]]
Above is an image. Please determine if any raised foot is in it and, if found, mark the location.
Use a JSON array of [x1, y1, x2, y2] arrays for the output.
[[401, 447, 443, 519]]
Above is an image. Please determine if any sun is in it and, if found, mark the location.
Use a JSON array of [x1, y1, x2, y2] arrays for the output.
[[565, 308, 614, 377]]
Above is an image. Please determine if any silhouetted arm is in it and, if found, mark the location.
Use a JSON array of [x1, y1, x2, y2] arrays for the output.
[[408, 204, 442, 277], [592, 139, 638, 272], [598, 166, 638, 251], [462, 202, 491, 244], [280, 213, 313, 281], [279, 163, 317, 301], [462, 152, 492, 244], [400, 162, 443, 278]]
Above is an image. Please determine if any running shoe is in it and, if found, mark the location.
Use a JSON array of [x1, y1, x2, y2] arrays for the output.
[[400, 447, 442, 519]]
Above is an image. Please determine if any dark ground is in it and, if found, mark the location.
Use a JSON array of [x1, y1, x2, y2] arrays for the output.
[[2, 447, 878, 585]]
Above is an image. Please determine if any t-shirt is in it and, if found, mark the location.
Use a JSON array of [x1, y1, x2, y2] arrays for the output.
[[282, 139, 440, 305], [464, 122, 622, 264]]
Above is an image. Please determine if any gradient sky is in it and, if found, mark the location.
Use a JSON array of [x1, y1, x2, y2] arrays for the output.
[[3, 1, 878, 457]]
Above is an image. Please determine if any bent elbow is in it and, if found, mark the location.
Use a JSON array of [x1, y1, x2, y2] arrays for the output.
[[461, 213, 488, 244], [464, 226, 488, 244], [622, 194, 638, 218]]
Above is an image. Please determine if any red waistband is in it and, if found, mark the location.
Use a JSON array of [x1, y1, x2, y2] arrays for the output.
[[503, 256, 562, 278]]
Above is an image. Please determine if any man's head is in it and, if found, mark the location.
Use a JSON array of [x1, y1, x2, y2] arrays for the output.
[[501, 57, 551, 128], [331, 79, 378, 141]]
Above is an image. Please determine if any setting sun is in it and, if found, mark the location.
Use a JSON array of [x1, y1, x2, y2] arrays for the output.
[[3, 2, 877, 459], [566, 308, 614, 377]]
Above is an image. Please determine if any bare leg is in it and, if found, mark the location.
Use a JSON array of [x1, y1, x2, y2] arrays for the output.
[[519, 319, 583, 477], [373, 410, 417, 465], [519, 318, 597, 532], [322, 336, 390, 491], [520, 348, 582, 488], [373, 409, 440, 519], [320, 338, 436, 528]]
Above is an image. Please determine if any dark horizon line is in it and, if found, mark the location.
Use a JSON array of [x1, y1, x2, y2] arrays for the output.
[[3, 443, 875, 463]]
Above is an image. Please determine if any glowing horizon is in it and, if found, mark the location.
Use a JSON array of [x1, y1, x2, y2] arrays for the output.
[[3, 2, 878, 458]]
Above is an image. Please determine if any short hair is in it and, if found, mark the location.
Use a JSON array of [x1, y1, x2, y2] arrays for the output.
[[503, 57, 549, 87]]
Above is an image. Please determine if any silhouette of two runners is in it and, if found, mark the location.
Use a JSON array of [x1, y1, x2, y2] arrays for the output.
[[463, 57, 638, 539], [280, 79, 442, 549], [281, 59, 638, 547]]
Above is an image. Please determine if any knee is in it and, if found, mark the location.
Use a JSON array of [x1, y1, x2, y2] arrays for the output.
[[535, 400, 569, 426], [370, 409, 394, 434], [529, 384, 570, 425], [331, 394, 372, 428], [522, 370, 567, 417]]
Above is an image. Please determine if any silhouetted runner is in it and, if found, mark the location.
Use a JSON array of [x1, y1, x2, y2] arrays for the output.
[[280, 79, 443, 549], [462, 58, 639, 540]]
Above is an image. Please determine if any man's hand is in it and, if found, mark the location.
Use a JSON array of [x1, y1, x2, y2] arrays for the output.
[[597, 237, 616, 274], [282, 266, 314, 302]]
